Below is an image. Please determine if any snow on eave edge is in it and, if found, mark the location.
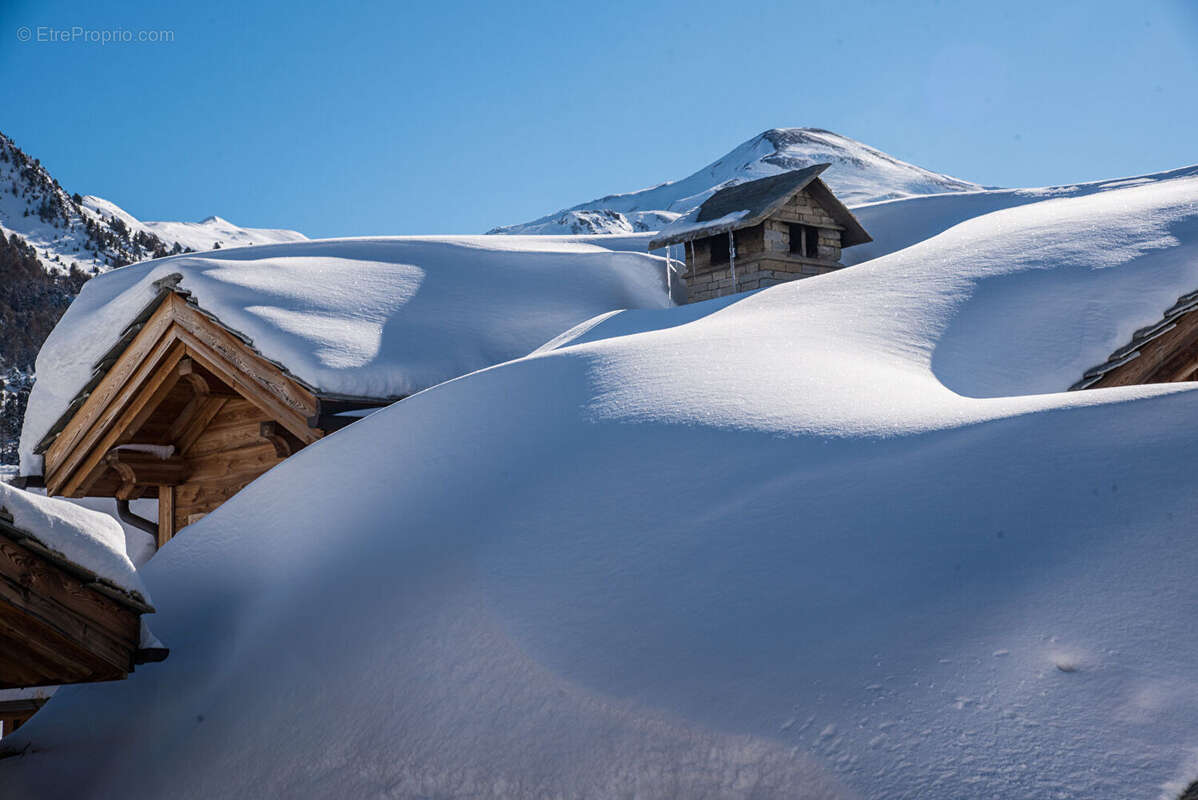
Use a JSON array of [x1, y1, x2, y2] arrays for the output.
[[0, 508, 153, 612], [29, 273, 407, 466], [1069, 286, 1198, 390], [646, 210, 752, 251]]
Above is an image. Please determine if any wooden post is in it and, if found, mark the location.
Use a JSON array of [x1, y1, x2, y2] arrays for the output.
[[158, 485, 175, 548]]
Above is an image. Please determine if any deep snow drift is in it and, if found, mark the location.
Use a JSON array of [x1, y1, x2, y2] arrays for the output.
[[19, 235, 672, 474], [6, 169, 1198, 799], [846, 163, 1198, 268], [491, 128, 982, 235]]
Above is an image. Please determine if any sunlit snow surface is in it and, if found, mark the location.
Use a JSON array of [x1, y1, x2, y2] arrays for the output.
[[19, 235, 672, 473], [7, 171, 1198, 798]]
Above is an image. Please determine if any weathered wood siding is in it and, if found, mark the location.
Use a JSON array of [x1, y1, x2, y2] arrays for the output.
[[172, 397, 287, 534], [0, 534, 141, 688]]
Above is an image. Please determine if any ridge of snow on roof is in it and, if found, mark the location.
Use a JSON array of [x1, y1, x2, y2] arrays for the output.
[[18, 236, 672, 474], [0, 482, 149, 602], [6, 167, 1198, 798], [646, 165, 872, 249]]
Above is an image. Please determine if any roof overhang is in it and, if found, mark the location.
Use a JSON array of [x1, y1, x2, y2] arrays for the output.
[[0, 509, 158, 689], [647, 166, 872, 251], [1071, 288, 1198, 390]]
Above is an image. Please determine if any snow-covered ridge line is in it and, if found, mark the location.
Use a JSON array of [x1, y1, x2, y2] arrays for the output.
[[0, 131, 306, 279], [19, 235, 673, 473], [81, 196, 306, 256], [844, 161, 1198, 267], [490, 127, 984, 235]]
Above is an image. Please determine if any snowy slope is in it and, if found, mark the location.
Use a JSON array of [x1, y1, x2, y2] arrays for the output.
[[80, 197, 306, 254], [0, 133, 166, 276], [0, 132, 305, 277], [490, 128, 983, 234], [19, 235, 673, 473], [5, 169, 1198, 798], [845, 162, 1198, 267]]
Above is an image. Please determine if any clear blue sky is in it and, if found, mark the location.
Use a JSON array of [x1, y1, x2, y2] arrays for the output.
[[1, 0, 1194, 238]]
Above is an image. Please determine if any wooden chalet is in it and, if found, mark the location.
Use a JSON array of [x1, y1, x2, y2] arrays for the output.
[[648, 164, 872, 303], [1072, 288, 1198, 390], [0, 507, 162, 698], [21, 275, 392, 549]]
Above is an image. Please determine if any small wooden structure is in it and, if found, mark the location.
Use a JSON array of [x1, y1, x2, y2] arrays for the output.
[[647, 164, 872, 303], [26, 276, 393, 548], [0, 508, 160, 692], [1072, 288, 1198, 389]]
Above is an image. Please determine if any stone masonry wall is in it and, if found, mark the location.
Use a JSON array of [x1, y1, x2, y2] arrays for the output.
[[683, 188, 846, 303]]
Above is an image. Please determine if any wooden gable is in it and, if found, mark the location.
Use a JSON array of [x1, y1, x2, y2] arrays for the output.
[[39, 290, 327, 546]]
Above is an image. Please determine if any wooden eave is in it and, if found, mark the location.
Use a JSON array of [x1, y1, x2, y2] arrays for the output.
[[1072, 288, 1198, 390], [0, 510, 155, 689], [647, 170, 873, 250]]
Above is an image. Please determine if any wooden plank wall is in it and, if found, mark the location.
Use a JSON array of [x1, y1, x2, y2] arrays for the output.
[[0, 538, 141, 688], [173, 397, 287, 533]]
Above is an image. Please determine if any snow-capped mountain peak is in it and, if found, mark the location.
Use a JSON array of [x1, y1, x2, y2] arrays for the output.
[[489, 127, 985, 235], [0, 131, 309, 276]]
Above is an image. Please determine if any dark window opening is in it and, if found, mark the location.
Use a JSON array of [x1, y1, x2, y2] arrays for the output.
[[789, 223, 820, 259], [709, 233, 730, 264]]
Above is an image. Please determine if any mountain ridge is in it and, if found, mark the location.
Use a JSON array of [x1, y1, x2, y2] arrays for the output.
[[489, 127, 986, 235], [0, 130, 307, 462]]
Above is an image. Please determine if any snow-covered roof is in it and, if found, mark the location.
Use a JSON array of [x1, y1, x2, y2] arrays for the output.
[[6, 168, 1198, 798], [0, 481, 149, 603], [646, 165, 872, 249], [20, 236, 671, 474]]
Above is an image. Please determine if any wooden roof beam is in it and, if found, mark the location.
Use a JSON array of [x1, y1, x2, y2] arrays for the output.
[[43, 298, 180, 487], [173, 396, 229, 456], [106, 450, 189, 500], [47, 341, 188, 497]]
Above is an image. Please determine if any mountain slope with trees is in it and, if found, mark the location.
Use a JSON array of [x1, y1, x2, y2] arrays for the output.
[[0, 131, 306, 463]]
